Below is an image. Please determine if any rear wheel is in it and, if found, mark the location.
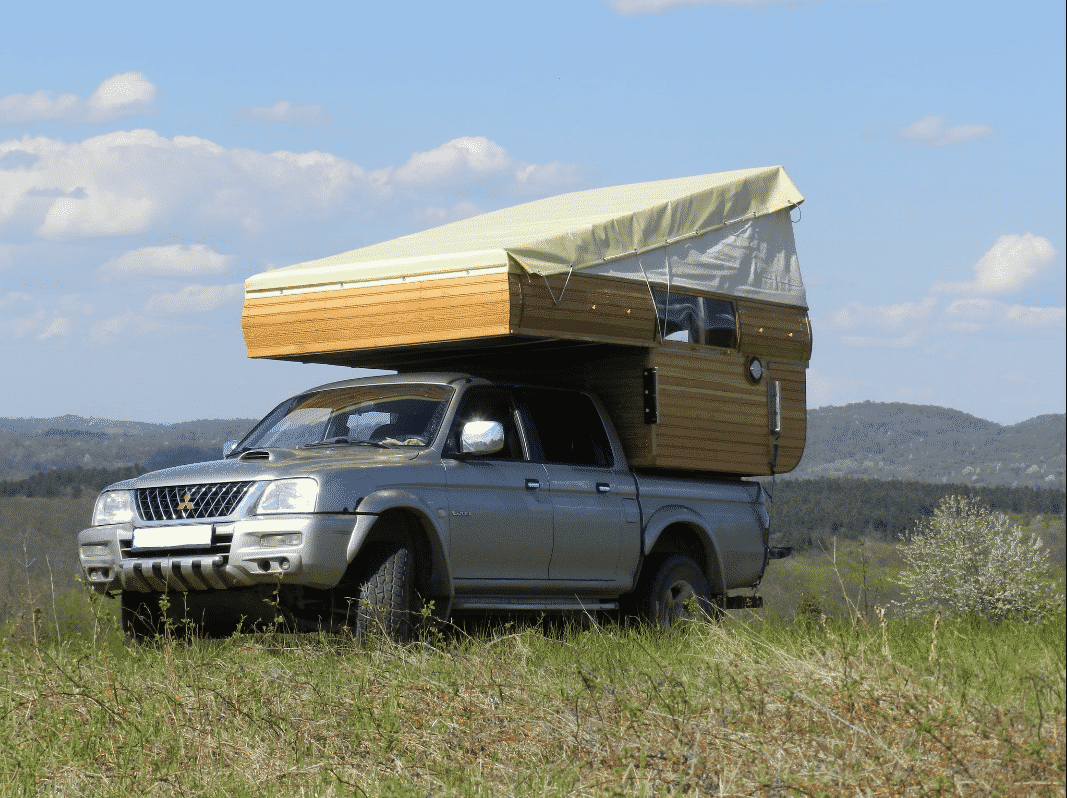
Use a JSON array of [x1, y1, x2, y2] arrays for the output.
[[350, 542, 414, 643], [637, 554, 714, 630]]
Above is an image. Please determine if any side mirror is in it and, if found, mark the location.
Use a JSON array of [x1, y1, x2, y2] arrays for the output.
[[460, 421, 505, 455], [223, 440, 239, 458]]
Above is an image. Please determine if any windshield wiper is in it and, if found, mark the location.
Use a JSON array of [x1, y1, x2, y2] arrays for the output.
[[303, 437, 388, 449]]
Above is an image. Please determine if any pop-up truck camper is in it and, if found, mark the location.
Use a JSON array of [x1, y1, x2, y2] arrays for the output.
[[80, 166, 807, 636], [242, 166, 810, 477]]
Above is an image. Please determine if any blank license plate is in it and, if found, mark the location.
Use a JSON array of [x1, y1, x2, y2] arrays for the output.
[[133, 525, 213, 549]]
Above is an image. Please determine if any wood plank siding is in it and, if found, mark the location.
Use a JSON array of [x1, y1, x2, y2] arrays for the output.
[[240, 271, 809, 476], [511, 272, 659, 344], [242, 272, 516, 360], [736, 299, 812, 361]]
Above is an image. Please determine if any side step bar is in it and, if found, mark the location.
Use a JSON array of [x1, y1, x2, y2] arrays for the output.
[[452, 596, 619, 612]]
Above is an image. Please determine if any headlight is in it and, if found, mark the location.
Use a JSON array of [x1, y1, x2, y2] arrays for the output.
[[256, 478, 319, 514], [92, 491, 135, 526]]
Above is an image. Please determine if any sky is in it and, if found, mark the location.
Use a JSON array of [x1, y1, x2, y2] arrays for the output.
[[0, 0, 1063, 427]]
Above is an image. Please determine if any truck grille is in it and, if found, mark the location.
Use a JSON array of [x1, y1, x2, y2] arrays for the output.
[[136, 482, 254, 522]]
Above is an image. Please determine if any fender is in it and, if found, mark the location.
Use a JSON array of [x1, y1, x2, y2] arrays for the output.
[[642, 504, 727, 595], [346, 487, 454, 597]]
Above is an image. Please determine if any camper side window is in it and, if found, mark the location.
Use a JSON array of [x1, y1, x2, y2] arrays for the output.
[[652, 289, 737, 348]]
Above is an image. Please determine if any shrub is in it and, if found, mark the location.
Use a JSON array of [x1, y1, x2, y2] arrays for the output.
[[896, 495, 1062, 621]]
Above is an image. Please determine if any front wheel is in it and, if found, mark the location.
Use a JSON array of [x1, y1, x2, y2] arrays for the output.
[[350, 542, 414, 643], [636, 554, 714, 630]]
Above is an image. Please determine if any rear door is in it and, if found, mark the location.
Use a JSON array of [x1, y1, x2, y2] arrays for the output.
[[515, 389, 632, 584]]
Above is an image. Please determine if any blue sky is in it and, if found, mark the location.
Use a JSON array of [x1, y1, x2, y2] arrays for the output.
[[1, 0, 1063, 426]]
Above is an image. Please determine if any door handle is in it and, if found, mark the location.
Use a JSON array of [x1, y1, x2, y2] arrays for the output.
[[596, 482, 611, 494], [525, 479, 540, 490]]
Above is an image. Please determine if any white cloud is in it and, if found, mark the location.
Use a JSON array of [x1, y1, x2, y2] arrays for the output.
[[0, 291, 33, 308], [0, 131, 580, 241], [839, 330, 924, 348], [0, 91, 79, 124], [943, 298, 1066, 330], [88, 311, 188, 344], [610, 0, 767, 11], [0, 244, 23, 270], [410, 200, 484, 228], [608, 0, 858, 11], [899, 115, 992, 146], [390, 136, 582, 193], [84, 73, 156, 122], [832, 297, 937, 330], [512, 161, 585, 194], [1004, 304, 1067, 329], [0, 73, 155, 124], [99, 244, 234, 279], [931, 233, 1057, 296], [0, 293, 87, 340], [243, 101, 330, 125], [392, 137, 513, 187], [1, 150, 41, 170], [37, 316, 72, 340], [0, 129, 374, 239], [143, 283, 244, 314]]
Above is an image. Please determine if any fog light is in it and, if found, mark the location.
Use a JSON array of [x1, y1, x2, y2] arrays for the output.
[[260, 533, 302, 548], [279, 558, 290, 571]]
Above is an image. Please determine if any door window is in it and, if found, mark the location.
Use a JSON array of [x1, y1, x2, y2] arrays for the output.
[[516, 390, 613, 467]]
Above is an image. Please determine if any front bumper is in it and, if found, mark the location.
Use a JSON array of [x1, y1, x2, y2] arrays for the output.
[[78, 513, 369, 593]]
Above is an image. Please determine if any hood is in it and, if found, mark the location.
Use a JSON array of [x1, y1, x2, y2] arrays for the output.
[[104, 445, 432, 491]]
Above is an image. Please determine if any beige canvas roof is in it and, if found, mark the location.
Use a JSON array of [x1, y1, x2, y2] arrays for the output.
[[246, 165, 807, 307]]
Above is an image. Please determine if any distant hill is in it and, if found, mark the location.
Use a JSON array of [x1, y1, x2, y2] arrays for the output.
[[1, 402, 1064, 490], [781, 402, 1065, 490], [0, 416, 258, 480]]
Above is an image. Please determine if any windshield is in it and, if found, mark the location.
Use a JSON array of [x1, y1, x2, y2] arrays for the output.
[[232, 384, 454, 453]]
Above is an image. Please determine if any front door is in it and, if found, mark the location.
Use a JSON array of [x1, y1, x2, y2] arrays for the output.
[[443, 388, 553, 583]]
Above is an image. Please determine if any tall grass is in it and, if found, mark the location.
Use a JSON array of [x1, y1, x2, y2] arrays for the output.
[[1, 499, 1063, 795], [0, 594, 1063, 797]]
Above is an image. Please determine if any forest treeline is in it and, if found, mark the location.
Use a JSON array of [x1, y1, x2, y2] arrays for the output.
[[763, 476, 1065, 549], [3, 467, 1062, 548], [0, 465, 145, 499]]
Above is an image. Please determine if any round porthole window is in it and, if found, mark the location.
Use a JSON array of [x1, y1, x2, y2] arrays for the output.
[[747, 357, 763, 383]]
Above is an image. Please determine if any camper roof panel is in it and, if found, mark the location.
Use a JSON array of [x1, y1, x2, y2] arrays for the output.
[[246, 166, 807, 307]]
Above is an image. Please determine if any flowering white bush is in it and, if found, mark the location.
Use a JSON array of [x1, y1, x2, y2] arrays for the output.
[[897, 495, 1062, 621]]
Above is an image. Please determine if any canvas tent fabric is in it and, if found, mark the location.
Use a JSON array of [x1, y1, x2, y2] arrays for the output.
[[245, 165, 807, 308]]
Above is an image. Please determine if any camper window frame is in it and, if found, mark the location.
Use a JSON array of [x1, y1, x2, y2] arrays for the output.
[[652, 288, 738, 349]]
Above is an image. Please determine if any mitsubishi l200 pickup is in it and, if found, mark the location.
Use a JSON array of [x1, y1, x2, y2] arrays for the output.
[[78, 372, 784, 638]]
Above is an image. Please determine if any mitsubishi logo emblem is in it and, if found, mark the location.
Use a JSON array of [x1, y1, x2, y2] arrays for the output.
[[176, 493, 195, 515]]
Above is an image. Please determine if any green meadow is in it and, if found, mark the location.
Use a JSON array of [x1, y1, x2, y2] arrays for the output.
[[0, 493, 1063, 796], [1, 602, 1063, 796]]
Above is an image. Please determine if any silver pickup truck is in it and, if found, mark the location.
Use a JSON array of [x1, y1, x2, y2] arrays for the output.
[[78, 372, 782, 638]]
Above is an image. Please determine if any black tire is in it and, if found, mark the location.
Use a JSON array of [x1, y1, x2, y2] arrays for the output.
[[636, 554, 714, 630], [121, 591, 163, 640], [353, 543, 414, 643]]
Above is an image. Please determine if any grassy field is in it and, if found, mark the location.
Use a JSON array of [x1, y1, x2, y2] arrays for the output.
[[1, 496, 1064, 796], [0, 599, 1064, 797]]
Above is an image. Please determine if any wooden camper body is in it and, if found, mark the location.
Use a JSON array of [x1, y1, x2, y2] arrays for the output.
[[242, 168, 812, 477]]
